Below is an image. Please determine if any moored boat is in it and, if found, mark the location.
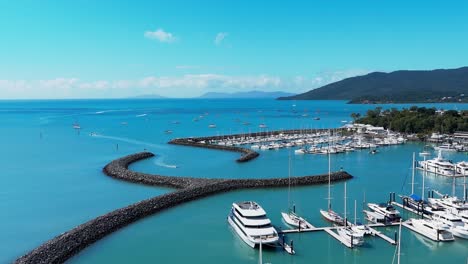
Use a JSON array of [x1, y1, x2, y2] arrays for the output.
[[228, 201, 279, 248]]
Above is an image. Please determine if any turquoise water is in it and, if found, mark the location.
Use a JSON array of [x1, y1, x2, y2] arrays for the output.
[[1, 99, 467, 263]]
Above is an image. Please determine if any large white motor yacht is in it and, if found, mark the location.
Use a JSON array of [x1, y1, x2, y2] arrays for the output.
[[367, 203, 401, 222], [410, 219, 454, 241], [418, 150, 456, 176], [228, 201, 279, 248], [431, 211, 468, 239]]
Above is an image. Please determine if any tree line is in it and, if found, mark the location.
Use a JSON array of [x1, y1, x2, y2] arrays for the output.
[[351, 106, 468, 134]]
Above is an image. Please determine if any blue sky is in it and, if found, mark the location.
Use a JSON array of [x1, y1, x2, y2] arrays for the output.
[[1, 0, 467, 98]]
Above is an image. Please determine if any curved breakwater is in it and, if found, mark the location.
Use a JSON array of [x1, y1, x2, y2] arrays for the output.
[[15, 152, 352, 264]]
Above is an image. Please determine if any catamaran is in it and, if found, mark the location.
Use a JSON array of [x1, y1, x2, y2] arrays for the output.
[[228, 201, 279, 248]]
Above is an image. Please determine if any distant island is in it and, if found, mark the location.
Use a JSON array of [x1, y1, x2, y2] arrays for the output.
[[351, 106, 468, 135], [199, 90, 296, 99], [278, 67, 468, 104]]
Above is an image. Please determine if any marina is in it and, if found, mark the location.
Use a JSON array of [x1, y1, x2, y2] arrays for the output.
[[3, 99, 467, 264]]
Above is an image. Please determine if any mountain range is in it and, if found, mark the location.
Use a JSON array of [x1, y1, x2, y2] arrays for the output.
[[278, 67, 468, 103]]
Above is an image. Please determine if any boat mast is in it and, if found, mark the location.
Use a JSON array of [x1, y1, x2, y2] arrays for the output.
[[397, 220, 402, 264], [464, 171, 467, 201], [288, 149, 291, 210], [259, 237, 262, 264], [344, 181, 347, 225], [411, 152, 415, 194], [354, 199, 357, 225], [328, 138, 332, 211], [422, 154, 426, 200]]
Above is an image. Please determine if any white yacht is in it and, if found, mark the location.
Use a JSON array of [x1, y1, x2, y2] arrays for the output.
[[336, 226, 365, 246], [456, 161, 468, 175], [431, 211, 468, 239], [320, 209, 345, 225], [281, 211, 312, 229], [410, 219, 454, 241], [228, 201, 279, 248], [418, 150, 456, 176], [367, 203, 401, 222], [434, 144, 458, 152], [428, 196, 468, 212]]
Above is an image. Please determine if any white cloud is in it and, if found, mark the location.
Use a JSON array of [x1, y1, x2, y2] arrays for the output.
[[144, 28, 176, 43], [214, 32, 228, 45], [0, 69, 370, 99]]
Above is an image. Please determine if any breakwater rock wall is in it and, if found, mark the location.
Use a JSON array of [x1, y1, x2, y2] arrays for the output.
[[16, 152, 352, 264], [169, 138, 259, 162]]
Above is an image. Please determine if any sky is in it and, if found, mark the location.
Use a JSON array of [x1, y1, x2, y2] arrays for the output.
[[0, 0, 468, 99]]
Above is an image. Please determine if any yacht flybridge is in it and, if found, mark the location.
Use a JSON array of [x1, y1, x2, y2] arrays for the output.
[[228, 201, 279, 248], [417, 150, 457, 176], [367, 203, 401, 222]]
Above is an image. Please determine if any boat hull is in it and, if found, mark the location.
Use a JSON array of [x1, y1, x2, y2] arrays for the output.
[[227, 215, 278, 248]]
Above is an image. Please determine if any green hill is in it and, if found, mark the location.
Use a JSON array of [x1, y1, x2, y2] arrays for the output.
[[278, 67, 468, 103]]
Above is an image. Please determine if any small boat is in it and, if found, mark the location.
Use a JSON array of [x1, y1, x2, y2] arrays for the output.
[[227, 201, 279, 248], [313, 117, 320, 120], [164, 130, 173, 134], [369, 149, 378, 154], [72, 123, 81, 129], [259, 124, 267, 128], [208, 124, 216, 128]]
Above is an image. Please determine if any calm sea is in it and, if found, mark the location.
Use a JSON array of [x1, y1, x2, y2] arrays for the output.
[[1, 99, 467, 263]]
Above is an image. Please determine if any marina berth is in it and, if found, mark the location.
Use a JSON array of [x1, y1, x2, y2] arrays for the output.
[[228, 201, 279, 248]]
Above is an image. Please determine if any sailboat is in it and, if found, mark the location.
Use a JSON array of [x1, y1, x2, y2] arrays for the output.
[[336, 182, 365, 246], [399, 152, 427, 213], [320, 149, 345, 225], [281, 151, 312, 229]]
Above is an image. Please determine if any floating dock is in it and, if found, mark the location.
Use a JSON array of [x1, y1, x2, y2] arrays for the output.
[[391, 201, 431, 219], [280, 221, 398, 248], [323, 228, 353, 248]]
